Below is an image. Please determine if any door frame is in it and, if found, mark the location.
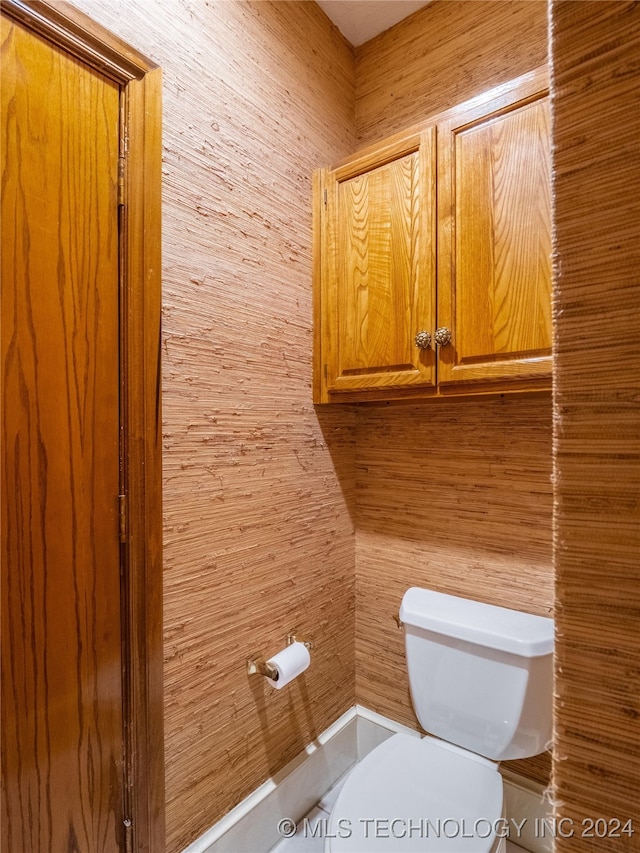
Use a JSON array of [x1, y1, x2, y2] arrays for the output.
[[1, 1, 164, 850]]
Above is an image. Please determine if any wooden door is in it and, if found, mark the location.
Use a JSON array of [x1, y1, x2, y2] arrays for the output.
[[316, 127, 437, 401], [437, 68, 552, 387], [2, 15, 125, 853]]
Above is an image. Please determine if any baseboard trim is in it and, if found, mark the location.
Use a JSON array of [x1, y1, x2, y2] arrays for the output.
[[183, 706, 358, 853], [182, 705, 550, 853], [500, 768, 553, 853]]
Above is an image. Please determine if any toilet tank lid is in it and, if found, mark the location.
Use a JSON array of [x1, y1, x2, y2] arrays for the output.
[[399, 587, 554, 657]]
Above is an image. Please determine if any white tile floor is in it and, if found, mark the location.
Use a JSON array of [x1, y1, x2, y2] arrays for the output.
[[270, 769, 528, 853]]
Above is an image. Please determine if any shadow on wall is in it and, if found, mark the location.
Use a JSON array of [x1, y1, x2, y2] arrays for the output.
[[314, 405, 357, 525], [248, 670, 318, 778], [353, 395, 553, 559]]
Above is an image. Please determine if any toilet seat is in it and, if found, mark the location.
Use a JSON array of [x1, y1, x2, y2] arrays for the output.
[[326, 734, 503, 852]]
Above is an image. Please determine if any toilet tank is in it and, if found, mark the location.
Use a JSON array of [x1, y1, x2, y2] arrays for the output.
[[399, 587, 554, 761]]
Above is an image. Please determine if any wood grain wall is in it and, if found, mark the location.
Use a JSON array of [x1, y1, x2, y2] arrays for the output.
[[355, 0, 548, 146], [58, 2, 356, 851], [550, 1, 640, 846], [353, 0, 554, 785]]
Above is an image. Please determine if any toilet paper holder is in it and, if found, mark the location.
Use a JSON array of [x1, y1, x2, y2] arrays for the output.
[[246, 633, 313, 680]]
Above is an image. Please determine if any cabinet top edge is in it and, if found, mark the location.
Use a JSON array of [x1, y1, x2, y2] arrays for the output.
[[320, 64, 549, 176]]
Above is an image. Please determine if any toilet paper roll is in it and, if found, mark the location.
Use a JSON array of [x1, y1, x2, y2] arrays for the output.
[[266, 641, 311, 689]]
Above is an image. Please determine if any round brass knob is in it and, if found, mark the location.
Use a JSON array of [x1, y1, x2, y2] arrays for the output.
[[434, 327, 452, 346], [414, 331, 432, 349]]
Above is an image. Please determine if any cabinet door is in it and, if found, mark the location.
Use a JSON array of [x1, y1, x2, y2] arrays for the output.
[[437, 68, 552, 387], [316, 128, 436, 400]]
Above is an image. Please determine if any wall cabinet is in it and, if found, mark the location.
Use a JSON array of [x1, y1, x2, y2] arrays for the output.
[[313, 67, 551, 404]]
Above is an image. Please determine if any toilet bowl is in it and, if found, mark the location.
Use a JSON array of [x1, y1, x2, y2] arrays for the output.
[[325, 734, 505, 853], [325, 588, 554, 853]]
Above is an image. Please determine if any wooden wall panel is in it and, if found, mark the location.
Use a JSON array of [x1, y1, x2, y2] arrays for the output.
[[355, 0, 548, 146], [551, 1, 640, 846], [56, 2, 356, 851], [353, 0, 553, 787]]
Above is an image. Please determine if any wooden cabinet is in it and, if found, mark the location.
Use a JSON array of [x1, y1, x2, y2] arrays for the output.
[[313, 67, 551, 404], [314, 127, 437, 398], [437, 70, 552, 387]]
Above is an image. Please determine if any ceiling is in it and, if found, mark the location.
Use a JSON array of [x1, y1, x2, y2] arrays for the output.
[[316, 0, 431, 47]]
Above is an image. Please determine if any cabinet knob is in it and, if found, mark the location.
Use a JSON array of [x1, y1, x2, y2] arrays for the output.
[[414, 331, 432, 349], [434, 327, 452, 346]]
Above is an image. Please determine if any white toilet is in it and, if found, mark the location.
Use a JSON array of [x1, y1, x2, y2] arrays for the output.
[[326, 587, 554, 853]]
